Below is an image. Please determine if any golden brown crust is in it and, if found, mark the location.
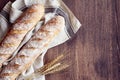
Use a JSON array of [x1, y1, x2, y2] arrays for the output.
[[0, 4, 44, 68], [0, 16, 65, 80]]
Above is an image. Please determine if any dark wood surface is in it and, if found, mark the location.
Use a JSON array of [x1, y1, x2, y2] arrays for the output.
[[0, 0, 120, 80]]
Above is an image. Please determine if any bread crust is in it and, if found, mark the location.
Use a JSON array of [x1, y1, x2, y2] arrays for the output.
[[0, 4, 44, 68], [0, 16, 65, 80]]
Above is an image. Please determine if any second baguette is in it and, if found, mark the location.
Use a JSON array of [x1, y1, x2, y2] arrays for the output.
[[0, 16, 65, 80]]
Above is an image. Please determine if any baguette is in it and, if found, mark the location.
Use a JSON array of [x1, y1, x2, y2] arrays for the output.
[[0, 4, 44, 68], [0, 16, 65, 80]]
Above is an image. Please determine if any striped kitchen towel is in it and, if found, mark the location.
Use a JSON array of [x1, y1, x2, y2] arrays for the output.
[[0, 0, 81, 80]]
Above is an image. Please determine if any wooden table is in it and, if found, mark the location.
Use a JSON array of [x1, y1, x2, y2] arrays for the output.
[[0, 0, 120, 80]]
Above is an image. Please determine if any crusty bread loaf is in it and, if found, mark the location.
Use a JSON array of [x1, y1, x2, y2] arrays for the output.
[[0, 4, 44, 68], [0, 16, 65, 80]]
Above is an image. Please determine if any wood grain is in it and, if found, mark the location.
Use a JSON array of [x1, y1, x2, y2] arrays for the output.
[[0, 0, 120, 80]]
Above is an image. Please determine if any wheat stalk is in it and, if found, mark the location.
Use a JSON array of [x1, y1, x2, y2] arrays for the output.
[[41, 63, 69, 75], [24, 53, 70, 80], [35, 54, 65, 73], [42, 63, 61, 73]]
